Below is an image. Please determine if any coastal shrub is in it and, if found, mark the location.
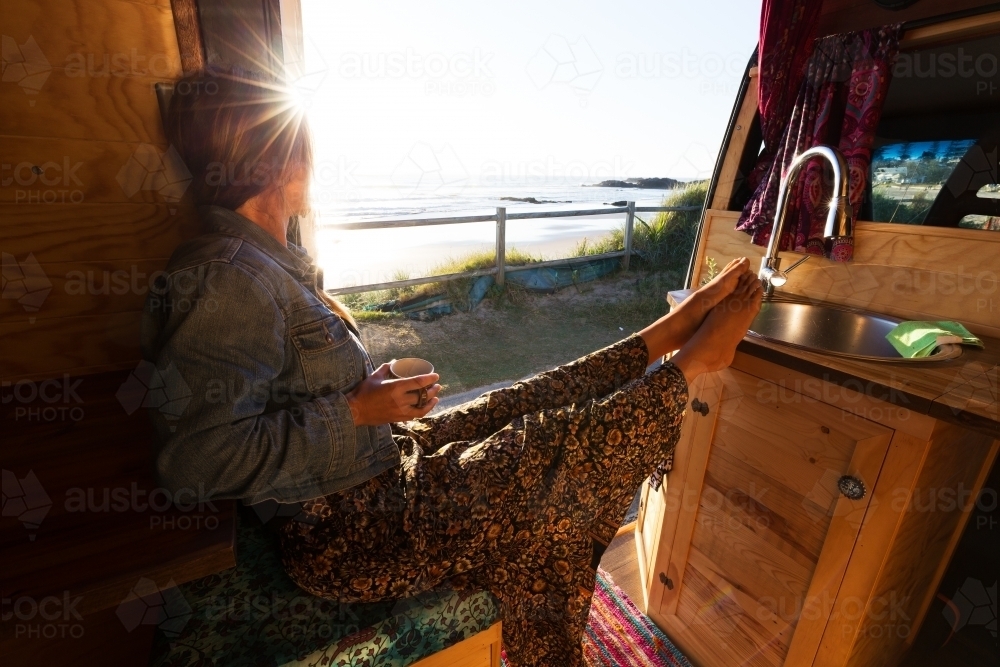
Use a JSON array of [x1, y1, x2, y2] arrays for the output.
[[574, 182, 707, 274], [342, 247, 541, 317]]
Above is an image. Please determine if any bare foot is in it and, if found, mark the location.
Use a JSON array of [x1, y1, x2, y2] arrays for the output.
[[671, 273, 763, 385], [693, 257, 752, 310], [638, 257, 753, 363], [671, 258, 753, 334]]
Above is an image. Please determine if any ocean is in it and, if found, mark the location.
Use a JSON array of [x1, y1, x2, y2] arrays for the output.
[[314, 182, 683, 290]]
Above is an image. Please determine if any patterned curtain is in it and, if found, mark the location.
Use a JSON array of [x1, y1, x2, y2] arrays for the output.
[[750, 0, 822, 194], [737, 26, 903, 262]]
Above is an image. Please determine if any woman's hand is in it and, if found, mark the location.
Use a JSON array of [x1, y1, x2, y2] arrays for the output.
[[344, 363, 442, 426]]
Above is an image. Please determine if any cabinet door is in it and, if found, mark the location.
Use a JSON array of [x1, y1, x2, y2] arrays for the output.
[[650, 368, 893, 667], [637, 371, 724, 612]]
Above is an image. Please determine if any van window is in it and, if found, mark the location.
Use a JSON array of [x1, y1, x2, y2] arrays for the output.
[[864, 34, 999, 230], [870, 140, 977, 224]]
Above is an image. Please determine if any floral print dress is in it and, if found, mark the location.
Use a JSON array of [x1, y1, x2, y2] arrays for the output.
[[279, 334, 688, 666]]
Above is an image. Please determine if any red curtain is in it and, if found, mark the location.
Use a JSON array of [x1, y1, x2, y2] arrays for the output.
[[737, 2, 902, 262], [751, 0, 822, 190]]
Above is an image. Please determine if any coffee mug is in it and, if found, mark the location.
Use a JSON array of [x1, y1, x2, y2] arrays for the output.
[[389, 358, 436, 409], [389, 358, 435, 382]]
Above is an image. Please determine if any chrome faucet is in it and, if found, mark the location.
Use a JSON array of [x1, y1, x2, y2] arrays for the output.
[[759, 145, 854, 297]]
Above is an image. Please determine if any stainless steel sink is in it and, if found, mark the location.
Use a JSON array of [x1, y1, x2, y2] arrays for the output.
[[748, 298, 962, 362]]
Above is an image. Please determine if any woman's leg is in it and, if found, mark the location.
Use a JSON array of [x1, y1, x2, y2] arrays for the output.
[[472, 358, 687, 666], [280, 354, 691, 665], [402, 257, 754, 450], [279, 270, 763, 666], [480, 273, 764, 666], [398, 335, 649, 450]]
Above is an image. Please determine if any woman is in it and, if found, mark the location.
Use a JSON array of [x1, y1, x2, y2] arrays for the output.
[[142, 70, 762, 666]]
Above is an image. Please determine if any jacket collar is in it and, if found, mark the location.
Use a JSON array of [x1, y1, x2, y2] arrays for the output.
[[199, 205, 321, 291]]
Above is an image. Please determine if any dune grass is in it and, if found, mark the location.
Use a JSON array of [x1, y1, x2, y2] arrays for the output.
[[341, 247, 542, 319], [573, 182, 707, 274]]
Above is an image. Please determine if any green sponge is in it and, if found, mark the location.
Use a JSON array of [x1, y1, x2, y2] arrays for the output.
[[885, 321, 984, 358]]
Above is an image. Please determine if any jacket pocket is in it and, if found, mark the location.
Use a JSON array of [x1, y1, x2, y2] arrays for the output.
[[290, 315, 362, 395]]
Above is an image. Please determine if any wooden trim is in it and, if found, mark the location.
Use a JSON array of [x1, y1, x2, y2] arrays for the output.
[[855, 220, 1000, 242], [410, 622, 502, 667], [654, 372, 724, 617], [279, 0, 305, 78], [814, 430, 931, 666], [732, 351, 939, 441], [169, 0, 206, 73], [783, 417, 893, 665], [614, 520, 636, 540], [709, 77, 759, 210], [899, 10, 1000, 50], [634, 482, 654, 610], [691, 210, 739, 287]]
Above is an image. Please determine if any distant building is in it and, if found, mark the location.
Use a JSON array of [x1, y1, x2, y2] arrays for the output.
[[874, 167, 907, 184]]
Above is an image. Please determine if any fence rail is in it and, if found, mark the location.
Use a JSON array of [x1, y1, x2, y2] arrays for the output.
[[325, 203, 702, 296]]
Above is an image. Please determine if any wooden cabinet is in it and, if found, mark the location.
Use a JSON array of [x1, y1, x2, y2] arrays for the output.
[[412, 622, 501, 667], [635, 353, 999, 667]]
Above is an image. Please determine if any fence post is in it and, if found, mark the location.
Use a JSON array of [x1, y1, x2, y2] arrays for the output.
[[622, 201, 636, 271], [496, 207, 506, 286]]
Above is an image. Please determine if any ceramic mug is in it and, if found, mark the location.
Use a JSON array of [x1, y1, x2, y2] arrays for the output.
[[388, 358, 435, 380], [389, 358, 436, 409]]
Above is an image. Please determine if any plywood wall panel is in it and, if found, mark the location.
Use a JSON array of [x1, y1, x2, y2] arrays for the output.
[[696, 210, 1000, 339], [846, 424, 996, 666], [0, 312, 142, 380], [1, 0, 199, 379], [0, 258, 169, 324], [4, 0, 182, 80], [0, 204, 198, 263], [0, 72, 167, 144], [0, 135, 187, 204]]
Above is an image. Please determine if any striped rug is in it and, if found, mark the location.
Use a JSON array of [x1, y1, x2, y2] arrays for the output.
[[501, 568, 692, 666], [582, 568, 693, 666]]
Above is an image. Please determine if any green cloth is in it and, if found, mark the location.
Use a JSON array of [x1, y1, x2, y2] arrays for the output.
[[149, 510, 500, 667], [886, 320, 984, 358]]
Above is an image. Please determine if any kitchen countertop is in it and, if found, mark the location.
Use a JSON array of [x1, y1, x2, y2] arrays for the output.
[[668, 290, 999, 438]]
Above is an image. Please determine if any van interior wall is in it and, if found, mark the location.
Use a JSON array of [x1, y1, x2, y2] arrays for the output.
[[1, 4, 239, 663], [0, 0, 309, 383], [1, 0, 201, 382]]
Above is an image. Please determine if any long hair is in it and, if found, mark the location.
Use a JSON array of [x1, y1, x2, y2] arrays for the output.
[[166, 68, 312, 209], [166, 68, 355, 326]]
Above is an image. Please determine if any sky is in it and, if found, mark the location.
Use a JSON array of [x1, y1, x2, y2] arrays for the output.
[[295, 0, 761, 188]]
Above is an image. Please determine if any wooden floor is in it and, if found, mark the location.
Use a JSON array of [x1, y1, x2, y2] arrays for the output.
[[598, 523, 646, 615]]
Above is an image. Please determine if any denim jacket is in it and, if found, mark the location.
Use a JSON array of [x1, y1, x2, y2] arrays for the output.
[[140, 206, 398, 504]]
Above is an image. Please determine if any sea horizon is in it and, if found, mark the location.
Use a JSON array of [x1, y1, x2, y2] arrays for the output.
[[314, 181, 694, 290]]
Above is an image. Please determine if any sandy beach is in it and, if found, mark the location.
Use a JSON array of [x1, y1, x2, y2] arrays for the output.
[[317, 212, 628, 289]]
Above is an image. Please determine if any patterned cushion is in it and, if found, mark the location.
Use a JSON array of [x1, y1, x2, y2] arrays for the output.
[[149, 511, 500, 666]]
